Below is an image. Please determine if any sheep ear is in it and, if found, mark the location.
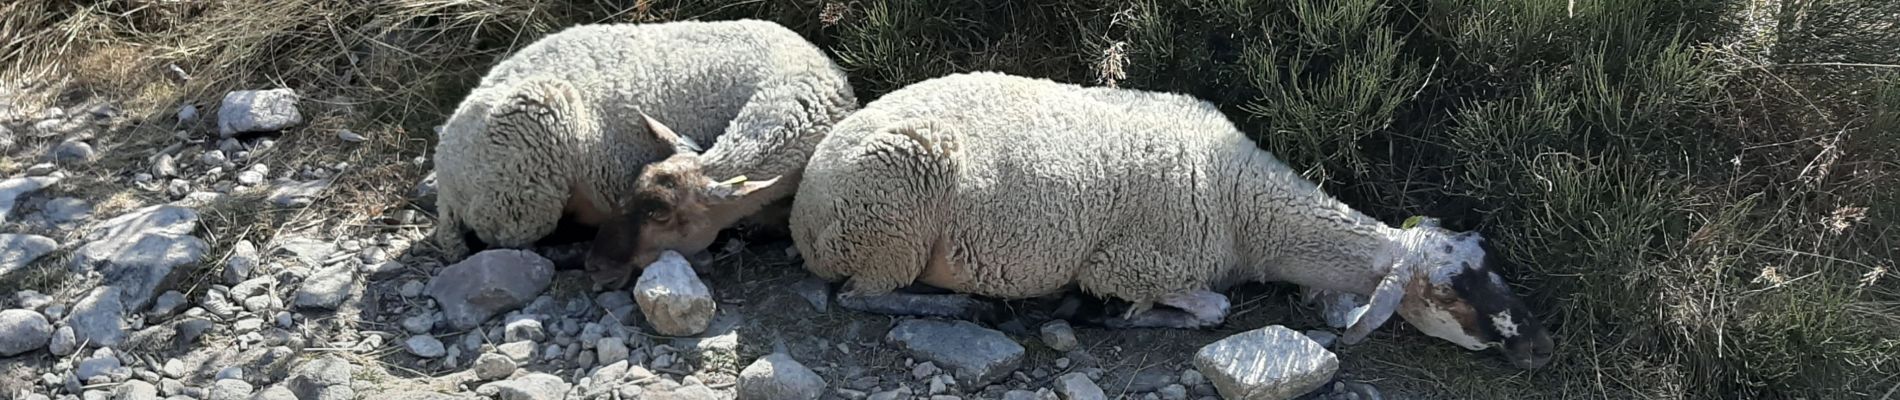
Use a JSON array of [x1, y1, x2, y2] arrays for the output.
[[641, 112, 701, 154], [706, 175, 781, 201], [1341, 264, 1409, 345]]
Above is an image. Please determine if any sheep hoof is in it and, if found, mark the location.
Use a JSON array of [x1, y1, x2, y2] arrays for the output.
[[835, 292, 991, 320], [1100, 307, 1223, 329], [1099, 291, 1230, 329]]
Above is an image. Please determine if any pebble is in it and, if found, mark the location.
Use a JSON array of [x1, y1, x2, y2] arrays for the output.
[[338, 129, 367, 143], [405, 335, 446, 358], [632, 250, 717, 336], [200, 150, 227, 167], [1040, 320, 1078, 352], [1055, 372, 1108, 400], [217, 367, 244, 381], [1304, 330, 1338, 349], [597, 338, 628, 364], [293, 264, 355, 309], [50, 139, 95, 163], [402, 313, 438, 334], [1158, 384, 1190, 400], [76, 348, 129, 382], [48, 326, 77, 356], [498, 341, 536, 362], [474, 373, 569, 400], [428, 250, 554, 330], [0, 309, 53, 356], [217, 88, 304, 137], [162, 359, 187, 379], [1180, 369, 1205, 386], [14, 290, 53, 310], [504, 318, 546, 342], [474, 353, 516, 381], [737, 353, 826, 400], [209, 379, 254, 400], [886, 319, 1025, 390], [913, 362, 942, 380]]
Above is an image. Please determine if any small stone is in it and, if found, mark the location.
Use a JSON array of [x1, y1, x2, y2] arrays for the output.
[[216, 366, 244, 381], [178, 105, 199, 124], [363, 261, 404, 279], [69, 205, 208, 311], [868, 386, 912, 400], [1341, 382, 1383, 400], [1040, 320, 1078, 352], [48, 326, 77, 356], [789, 276, 830, 312], [402, 313, 438, 334], [1180, 369, 1204, 387], [267, 178, 332, 208], [1001, 390, 1039, 400], [596, 338, 628, 364], [293, 264, 355, 309], [475, 373, 569, 400], [912, 362, 941, 380], [428, 250, 554, 330], [66, 287, 128, 347], [504, 318, 545, 342], [541, 344, 561, 361], [886, 319, 1024, 390], [1055, 373, 1107, 400], [15, 290, 53, 310], [1303, 330, 1337, 349], [0, 309, 53, 356], [631, 250, 717, 337], [39, 197, 92, 223], [217, 88, 303, 137], [475, 353, 517, 381], [399, 281, 425, 298], [1055, 358, 1072, 370], [162, 359, 187, 378], [237, 170, 264, 185], [337, 130, 367, 143], [1193, 325, 1337, 400], [149, 291, 188, 318], [50, 139, 96, 163], [200, 150, 227, 167], [405, 335, 446, 358], [737, 353, 826, 400], [498, 341, 535, 362], [209, 379, 253, 400], [0, 234, 58, 278], [1158, 384, 1189, 400], [77, 349, 129, 382]]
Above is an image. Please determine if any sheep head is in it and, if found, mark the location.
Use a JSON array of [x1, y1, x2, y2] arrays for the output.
[[1342, 220, 1555, 370], [584, 115, 781, 289]]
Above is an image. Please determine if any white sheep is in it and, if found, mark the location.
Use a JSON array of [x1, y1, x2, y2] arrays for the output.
[[429, 19, 857, 265], [605, 71, 1553, 368]]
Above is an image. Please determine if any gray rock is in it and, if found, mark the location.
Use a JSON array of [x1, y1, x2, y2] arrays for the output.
[[40, 197, 92, 223], [15, 290, 53, 310], [405, 335, 445, 358], [398, 281, 424, 299], [0, 309, 53, 356], [153, 153, 179, 178], [219, 138, 244, 155], [273, 237, 336, 269], [503, 318, 545, 343], [362, 261, 404, 279], [162, 359, 187, 379], [114, 379, 160, 400], [1158, 384, 1189, 400], [267, 178, 331, 208], [1193, 325, 1336, 400], [70, 205, 208, 312], [1055, 373, 1106, 400], [148, 291, 188, 318], [1000, 390, 1039, 400], [475, 373, 569, 400], [250, 385, 298, 400], [737, 353, 825, 400], [632, 250, 716, 336], [221, 241, 258, 284], [66, 287, 128, 347], [178, 104, 198, 124], [402, 313, 438, 334], [0, 176, 59, 225], [50, 139, 95, 163], [885, 319, 1024, 390], [597, 338, 628, 365], [0, 234, 57, 280], [208, 379, 253, 400], [216, 366, 244, 381], [1040, 320, 1078, 352], [77, 348, 129, 382], [474, 352, 516, 381], [1303, 330, 1337, 349], [789, 276, 829, 312], [293, 264, 354, 310], [426, 250, 554, 330], [23, 162, 57, 176], [337, 130, 366, 143], [199, 150, 227, 167], [288, 355, 355, 400], [913, 362, 941, 380], [49, 326, 77, 355], [1123, 367, 1176, 393], [217, 88, 303, 137], [1180, 369, 1205, 387], [237, 170, 265, 185], [498, 341, 535, 362]]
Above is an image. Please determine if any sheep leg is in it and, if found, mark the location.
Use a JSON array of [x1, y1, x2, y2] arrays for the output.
[[1100, 290, 1231, 329]]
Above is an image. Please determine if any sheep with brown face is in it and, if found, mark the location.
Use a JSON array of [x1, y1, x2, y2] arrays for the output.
[[592, 71, 1555, 369], [429, 19, 854, 263]]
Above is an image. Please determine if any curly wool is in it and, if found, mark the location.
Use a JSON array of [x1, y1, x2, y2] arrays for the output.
[[431, 19, 854, 259], [790, 71, 1413, 307]]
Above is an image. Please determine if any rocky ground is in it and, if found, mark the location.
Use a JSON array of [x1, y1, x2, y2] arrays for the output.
[[0, 87, 1406, 400]]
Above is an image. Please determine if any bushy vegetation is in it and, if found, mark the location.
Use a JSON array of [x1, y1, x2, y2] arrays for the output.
[[4, 0, 1895, 398]]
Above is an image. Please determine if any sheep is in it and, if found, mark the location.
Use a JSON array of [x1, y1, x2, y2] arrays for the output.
[[429, 19, 857, 266], [594, 71, 1555, 369], [579, 51, 858, 289]]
